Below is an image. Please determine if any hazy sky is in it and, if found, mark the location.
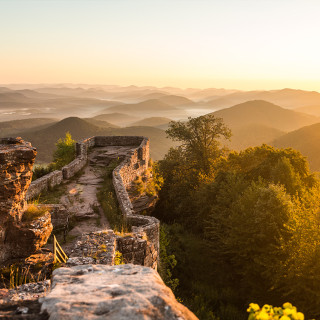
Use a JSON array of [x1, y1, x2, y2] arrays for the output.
[[1, 0, 320, 90]]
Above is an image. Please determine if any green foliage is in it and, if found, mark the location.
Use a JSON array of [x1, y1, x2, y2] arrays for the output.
[[200, 146, 320, 318], [132, 160, 164, 197], [166, 114, 231, 175], [37, 184, 67, 204], [96, 159, 128, 231], [32, 163, 55, 181], [158, 225, 179, 292], [154, 116, 231, 231], [52, 132, 76, 169], [156, 135, 320, 319]]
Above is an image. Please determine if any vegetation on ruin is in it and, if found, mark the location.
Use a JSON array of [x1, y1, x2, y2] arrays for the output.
[[114, 251, 125, 265], [32, 132, 76, 180], [37, 184, 68, 204], [22, 204, 49, 222], [96, 159, 129, 232], [0, 264, 48, 290], [154, 115, 320, 320], [132, 159, 164, 197]]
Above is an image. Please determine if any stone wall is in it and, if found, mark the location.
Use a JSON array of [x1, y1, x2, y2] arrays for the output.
[[109, 137, 159, 269], [25, 135, 159, 269], [26, 137, 95, 200], [41, 264, 198, 320]]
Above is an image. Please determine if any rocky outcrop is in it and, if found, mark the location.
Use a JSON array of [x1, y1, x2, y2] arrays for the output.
[[41, 264, 198, 320], [0, 138, 52, 264], [5, 212, 53, 259]]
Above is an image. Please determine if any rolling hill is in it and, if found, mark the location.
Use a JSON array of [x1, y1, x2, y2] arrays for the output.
[[84, 118, 119, 128], [206, 89, 320, 110], [272, 122, 320, 172], [294, 105, 320, 117], [130, 117, 172, 127], [100, 99, 187, 119], [92, 113, 140, 126], [225, 124, 285, 151], [0, 118, 57, 137], [157, 95, 196, 106], [212, 100, 319, 132], [20, 117, 176, 163]]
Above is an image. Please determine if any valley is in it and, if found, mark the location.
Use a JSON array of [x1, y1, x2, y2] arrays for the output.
[[1, 84, 320, 171]]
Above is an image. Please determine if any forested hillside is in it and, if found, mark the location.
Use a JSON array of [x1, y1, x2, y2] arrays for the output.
[[154, 115, 320, 320]]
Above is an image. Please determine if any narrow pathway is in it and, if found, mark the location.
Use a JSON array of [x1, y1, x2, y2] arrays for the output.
[[50, 146, 136, 254]]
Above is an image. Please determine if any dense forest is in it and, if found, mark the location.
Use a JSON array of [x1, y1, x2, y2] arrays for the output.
[[154, 115, 320, 320]]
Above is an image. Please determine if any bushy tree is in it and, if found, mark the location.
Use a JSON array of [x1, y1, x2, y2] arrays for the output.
[[166, 115, 231, 175], [201, 145, 320, 317], [52, 132, 76, 169], [154, 115, 231, 229]]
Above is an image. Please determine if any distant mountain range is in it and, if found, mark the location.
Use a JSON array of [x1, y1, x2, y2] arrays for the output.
[[100, 99, 188, 118], [2, 84, 320, 171], [92, 113, 140, 126], [206, 89, 320, 110], [130, 117, 172, 127]]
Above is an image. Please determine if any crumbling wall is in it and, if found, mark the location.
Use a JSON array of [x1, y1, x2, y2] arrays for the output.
[[26, 137, 95, 200], [109, 137, 159, 269], [25, 135, 159, 269]]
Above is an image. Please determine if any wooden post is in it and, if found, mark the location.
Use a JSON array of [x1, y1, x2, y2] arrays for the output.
[[53, 235, 57, 263]]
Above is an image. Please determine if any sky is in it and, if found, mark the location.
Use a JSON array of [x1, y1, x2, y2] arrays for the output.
[[1, 0, 320, 90]]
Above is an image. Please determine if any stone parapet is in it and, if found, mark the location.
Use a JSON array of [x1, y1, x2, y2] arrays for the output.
[[40, 264, 198, 320], [24, 135, 159, 269]]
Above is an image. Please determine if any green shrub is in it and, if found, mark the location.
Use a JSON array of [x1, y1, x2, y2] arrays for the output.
[[52, 132, 76, 169], [32, 164, 55, 181]]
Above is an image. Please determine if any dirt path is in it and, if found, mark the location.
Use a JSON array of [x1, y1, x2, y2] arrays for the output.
[[52, 146, 136, 254]]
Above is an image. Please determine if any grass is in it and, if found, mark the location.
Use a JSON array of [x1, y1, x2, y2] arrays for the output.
[[96, 160, 130, 232], [37, 184, 67, 204], [0, 264, 48, 289], [22, 204, 48, 222]]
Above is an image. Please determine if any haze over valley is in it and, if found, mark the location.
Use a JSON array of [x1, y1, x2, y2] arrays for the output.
[[0, 83, 320, 170]]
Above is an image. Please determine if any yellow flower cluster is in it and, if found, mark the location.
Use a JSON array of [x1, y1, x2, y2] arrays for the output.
[[247, 302, 304, 320]]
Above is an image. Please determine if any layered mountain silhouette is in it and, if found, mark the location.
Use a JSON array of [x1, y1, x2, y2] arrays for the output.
[[272, 122, 320, 171], [130, 117, 172, 127], [206, 89, 320, 110], [212, 100, 319, 132], [92, 113, 140, 126]]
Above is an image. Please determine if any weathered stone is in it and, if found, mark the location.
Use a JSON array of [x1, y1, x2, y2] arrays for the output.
[[69, 230, 116, 266], [0, 138, 53, 264], [41, 264, 198, 320], [0, 280, 50, 320], [5, 212, 53, 259]]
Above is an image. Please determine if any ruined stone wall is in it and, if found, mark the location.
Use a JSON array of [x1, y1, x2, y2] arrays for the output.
[[25, 135, 159, 269], [26, 137, 95, 200], [109, 137, 159, 269]]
